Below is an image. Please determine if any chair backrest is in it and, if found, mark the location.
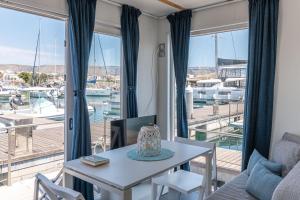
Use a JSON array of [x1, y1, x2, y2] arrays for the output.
[[174, 137, 218, 190], [34, 173, 85, 200]]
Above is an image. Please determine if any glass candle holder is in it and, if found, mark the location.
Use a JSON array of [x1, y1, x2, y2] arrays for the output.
[[137, 125, 161, 157]]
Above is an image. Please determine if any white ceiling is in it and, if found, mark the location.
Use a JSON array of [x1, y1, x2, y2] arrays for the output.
[[110, 0, 231, 17]]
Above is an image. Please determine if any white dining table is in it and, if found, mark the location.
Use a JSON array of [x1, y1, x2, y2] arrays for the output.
[[63, 140, 212, 200]]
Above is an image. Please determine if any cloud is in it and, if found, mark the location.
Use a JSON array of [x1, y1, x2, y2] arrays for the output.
[[0, 45, 64, 65]]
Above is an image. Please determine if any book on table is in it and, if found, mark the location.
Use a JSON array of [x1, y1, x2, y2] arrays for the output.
[[80, 155, 109, 167]]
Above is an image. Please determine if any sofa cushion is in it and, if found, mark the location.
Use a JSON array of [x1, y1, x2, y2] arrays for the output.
[[205, 171, 257, 200], [247, 149, 282, 176], [272, 161, 300, 200], [246, 162, 282, 200], [271, 140, 300, 176]]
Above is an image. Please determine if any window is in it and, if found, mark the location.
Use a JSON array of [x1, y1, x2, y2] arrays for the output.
[[0, 7, 65, 186], [87, 32, 121, 154], [173, 29, 248, 178]]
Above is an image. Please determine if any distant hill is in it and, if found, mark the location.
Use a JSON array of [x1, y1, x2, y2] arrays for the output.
[[0, 64, 120, 76]]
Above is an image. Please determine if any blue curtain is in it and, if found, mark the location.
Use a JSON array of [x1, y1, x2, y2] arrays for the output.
[[242, 0, 279, 170], [67, 0, 96, 199], [167, 10, 192, 171], [121, 5, 141, 118]]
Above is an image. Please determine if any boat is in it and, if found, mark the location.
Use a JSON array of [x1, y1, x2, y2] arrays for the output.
[[0, 85, 18, 101], [20, 87, 52, 98], [2, 97, 94, 121], [192, 78, 245, 103], [0, 90, 13, 100], [224, 78, 246, 101], [192, 79, 222, 103], [86, 88, 111, 97], [46, 87, 64, 99], [110, 92, 120, 110]]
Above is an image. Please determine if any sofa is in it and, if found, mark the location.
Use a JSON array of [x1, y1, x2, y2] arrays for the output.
[[206, 132, 300, 200]]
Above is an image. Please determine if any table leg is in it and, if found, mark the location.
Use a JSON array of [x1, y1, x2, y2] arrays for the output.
[[63, 171, 73, 189], [151, 182, 158, 200], [205, 153, 212, 196], [167, 188, 180, 200], [120, 188, 132, 200]]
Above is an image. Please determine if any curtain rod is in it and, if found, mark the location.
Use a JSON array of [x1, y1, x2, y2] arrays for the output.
[[101, 0, 158, 19]]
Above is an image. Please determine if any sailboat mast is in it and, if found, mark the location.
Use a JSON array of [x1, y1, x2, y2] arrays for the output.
[[54, 39, 57, 76], [32, 22, 41, 86], [214, 34, 218, 77], [94, 34, 96, 76]]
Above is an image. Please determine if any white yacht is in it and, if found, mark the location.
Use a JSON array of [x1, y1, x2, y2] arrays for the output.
[[86, 88, 111, 97], [193, 79, 222, 103], [193, 78, 245, 103]]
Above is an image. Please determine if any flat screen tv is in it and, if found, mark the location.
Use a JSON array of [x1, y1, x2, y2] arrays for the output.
[[110, 115, 157, 149]]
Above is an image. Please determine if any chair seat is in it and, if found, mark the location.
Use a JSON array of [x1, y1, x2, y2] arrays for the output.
[[152, 170, 204, 195], [160, 191, 202, 200]]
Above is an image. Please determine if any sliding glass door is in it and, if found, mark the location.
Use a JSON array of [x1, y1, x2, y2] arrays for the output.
[[171, 28, 248, 182], [0, 6, 66, 186], [87, 32, 122, 154]]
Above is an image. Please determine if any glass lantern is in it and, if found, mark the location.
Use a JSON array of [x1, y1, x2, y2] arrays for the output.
[[137, 125, 161, 157]]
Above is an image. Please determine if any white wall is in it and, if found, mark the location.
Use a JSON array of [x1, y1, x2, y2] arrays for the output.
[[2, 0, 159, 117], [157, 1, 248, 139], [137, 15, 158, 116], [270, 0, 300, 151]]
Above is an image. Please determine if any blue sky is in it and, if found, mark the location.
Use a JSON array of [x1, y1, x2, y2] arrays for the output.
[[0, 7, 247, 68], [0, 7, 121, 67], [189, 29, 248, 67]]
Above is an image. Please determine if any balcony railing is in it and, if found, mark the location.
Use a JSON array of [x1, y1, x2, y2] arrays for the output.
[[0, 121, 64, 185]]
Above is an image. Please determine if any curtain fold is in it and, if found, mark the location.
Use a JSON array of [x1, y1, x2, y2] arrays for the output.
[[242, 0, 279, 170], [121, 5, 141, 118], [67, 0, 97, 199], [167, 10, 192, 171]]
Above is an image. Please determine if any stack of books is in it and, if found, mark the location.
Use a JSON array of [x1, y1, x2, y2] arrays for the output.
[[80, 155, 109, 167]]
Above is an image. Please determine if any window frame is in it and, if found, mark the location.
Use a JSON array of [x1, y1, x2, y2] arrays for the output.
[[65, 26, 124, 160], [169, 24, 249, 140]]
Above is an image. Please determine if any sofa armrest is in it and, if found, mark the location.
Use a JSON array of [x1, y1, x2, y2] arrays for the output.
[[272, 161, 300, 200]]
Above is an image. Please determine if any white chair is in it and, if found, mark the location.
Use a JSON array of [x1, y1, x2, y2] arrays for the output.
[[34, 173, 85, 200], [151, 137, 217, 200]]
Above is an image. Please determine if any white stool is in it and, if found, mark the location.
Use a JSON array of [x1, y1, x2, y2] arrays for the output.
[[151, 137, 217, 200], [152, 169, 205, 200]]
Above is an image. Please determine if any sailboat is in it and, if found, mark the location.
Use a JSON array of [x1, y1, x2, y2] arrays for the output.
[[86, 34, 111, 97]]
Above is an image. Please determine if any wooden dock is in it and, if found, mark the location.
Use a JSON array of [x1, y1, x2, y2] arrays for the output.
[[189, 102, 244, 125], [0, 116, 110, 166]]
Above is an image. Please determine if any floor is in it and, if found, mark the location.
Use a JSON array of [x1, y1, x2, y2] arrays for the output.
[[0, 171, 58, 200], [0, 170, 154, 200]]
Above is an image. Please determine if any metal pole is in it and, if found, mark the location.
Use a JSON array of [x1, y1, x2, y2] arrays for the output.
[[103, 117, 107, 151], [7, 129, 12, 186], [229, 102, 231, 123]]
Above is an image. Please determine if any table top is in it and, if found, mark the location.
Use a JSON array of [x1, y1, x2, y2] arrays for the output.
[[64, 140, 210, 190]]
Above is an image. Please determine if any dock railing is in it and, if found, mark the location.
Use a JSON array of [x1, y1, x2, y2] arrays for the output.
[[188, 126, 243, 173], [0, 121, 64, 186]]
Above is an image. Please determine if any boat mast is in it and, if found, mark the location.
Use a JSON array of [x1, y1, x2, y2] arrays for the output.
[[94, 34, 96, 79], [32, 20, 41, 86], [54, 39, 57, 76], [38, 19, 41, 85], [98, 36, 108, 76], [214, 34, 218, 78]]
